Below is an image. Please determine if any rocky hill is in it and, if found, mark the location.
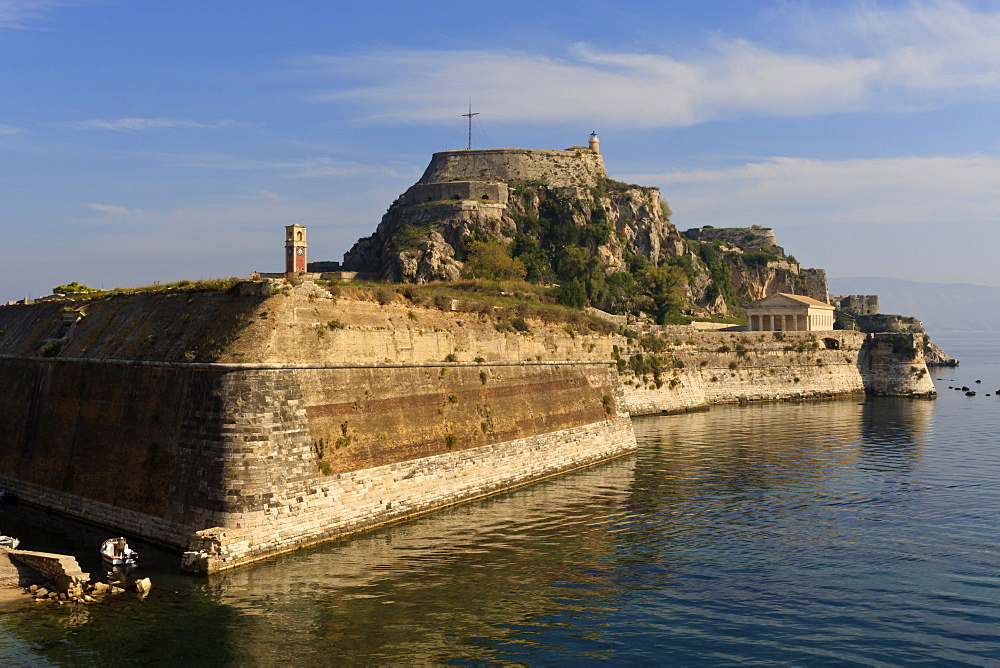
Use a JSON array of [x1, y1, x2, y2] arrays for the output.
[[342, 140, 829, 321]]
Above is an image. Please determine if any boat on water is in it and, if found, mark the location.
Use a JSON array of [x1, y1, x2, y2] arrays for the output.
[[100, 538, 138, 567], [0, 535, 18, 549]]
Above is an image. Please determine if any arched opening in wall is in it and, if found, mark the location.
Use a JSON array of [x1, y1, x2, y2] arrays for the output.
[[481, 194, 490, 200], [296, 232, 303, 241], [822, 337, 840, 350], [452, 194, 461, 200]]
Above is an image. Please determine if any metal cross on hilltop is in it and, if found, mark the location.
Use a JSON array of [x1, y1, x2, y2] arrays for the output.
[[461, 103, 479, 150]]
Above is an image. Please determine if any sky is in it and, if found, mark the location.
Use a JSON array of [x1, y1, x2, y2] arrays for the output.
[[3, 0, 1000, 302]]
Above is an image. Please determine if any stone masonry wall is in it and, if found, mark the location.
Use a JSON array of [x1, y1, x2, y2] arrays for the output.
[[418, 149, 608, 188], [613, 329, 935, 415], [0, 292, 934, 574], [399, 181, 509, 205], [862, 332, 935, 396], [184, 414, 636, 573], [0, 351, 635, 573], [5, 549, 89, 593]]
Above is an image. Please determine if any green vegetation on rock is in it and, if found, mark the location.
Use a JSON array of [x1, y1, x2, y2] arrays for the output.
[[52, 281, 96, 294]]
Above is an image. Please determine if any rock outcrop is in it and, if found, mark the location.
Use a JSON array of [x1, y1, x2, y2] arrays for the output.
[[924, 341, 959, 366]]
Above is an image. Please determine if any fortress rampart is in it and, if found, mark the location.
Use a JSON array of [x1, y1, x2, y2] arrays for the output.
[[0, 283, 934, 573], [399, 180, 509, 206], [611, 329, 934, 416], [418, 148, 608, 188]]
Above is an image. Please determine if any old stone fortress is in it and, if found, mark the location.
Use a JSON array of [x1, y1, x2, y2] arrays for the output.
[[0, 132, 933, 581]]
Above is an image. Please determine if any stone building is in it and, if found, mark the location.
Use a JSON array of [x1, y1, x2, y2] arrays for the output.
[[838, 294, 879, 315], [746, 293, 835, 332]]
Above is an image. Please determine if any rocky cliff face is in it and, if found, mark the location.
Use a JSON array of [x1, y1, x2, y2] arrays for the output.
[[343, 176, 689, 285], [728, 265, 828, 304]]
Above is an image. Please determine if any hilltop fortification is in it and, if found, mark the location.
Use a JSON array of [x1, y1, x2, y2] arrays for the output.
[[417, 147, 608, 187], [342, 137, 830, 315], [342, 137, 688, 290]]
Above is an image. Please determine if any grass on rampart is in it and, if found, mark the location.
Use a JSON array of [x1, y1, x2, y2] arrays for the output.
[[316, 278, 619, 335], [45, 278, 245, 302]]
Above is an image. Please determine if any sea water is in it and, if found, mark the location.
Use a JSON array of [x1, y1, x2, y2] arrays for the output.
[[1, 333, 998, 665]]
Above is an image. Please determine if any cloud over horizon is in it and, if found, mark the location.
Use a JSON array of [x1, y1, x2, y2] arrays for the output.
[[0, 0, 66, 30], [304, 1, 1000, 128], [631, 153, 1000, 228], [66, 117, 241, 132]]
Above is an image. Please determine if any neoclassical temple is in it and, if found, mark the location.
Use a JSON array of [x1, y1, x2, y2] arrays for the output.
[[746, 293, 835, 332]]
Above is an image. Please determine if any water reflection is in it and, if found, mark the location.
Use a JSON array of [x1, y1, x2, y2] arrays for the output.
[[204, 459, 639, 663], [2, 392, 995, 666]]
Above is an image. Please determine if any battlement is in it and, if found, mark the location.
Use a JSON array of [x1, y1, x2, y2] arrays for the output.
[[419, 147, 608, 188]]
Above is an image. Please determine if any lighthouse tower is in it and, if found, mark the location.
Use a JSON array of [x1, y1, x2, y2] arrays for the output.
[[285, 224, 307, 273], [589, 131, 600, 154]]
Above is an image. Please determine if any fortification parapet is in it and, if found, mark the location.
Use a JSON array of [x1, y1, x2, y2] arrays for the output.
[[839, 295, 879, 315], [419, 148, 608, 188], [399, 180, 509, 205]]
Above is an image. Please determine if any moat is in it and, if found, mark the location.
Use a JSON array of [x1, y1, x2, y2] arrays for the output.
[[1, 333, 996, 665]]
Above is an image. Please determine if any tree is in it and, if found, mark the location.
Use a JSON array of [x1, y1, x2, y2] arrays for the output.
[[636, 264, 687, 324], [606, 272, 637, 313], [553, 279, 587, 308], [52, 281, 95, 294], [460, 241, 527, 282]]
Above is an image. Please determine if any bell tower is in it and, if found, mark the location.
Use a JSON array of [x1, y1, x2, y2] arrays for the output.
[[285, 224, 307, 273]]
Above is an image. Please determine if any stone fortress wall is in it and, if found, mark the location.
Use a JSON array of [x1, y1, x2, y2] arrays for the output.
[[683, 226, 781, 252], [0, 286, 635, 574], [611, 328, 934, 415], [398, 181, 509, 206], [838, 294, 880, 315], [418, 147, 608, 189], [0, 283, 934, 573]]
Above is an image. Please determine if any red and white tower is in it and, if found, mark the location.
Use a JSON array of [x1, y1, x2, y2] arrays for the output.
[[285, 224, 307, 273]]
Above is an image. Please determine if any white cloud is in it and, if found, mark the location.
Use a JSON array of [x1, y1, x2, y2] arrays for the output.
[[628, 153, 1000, 228], [0, 124, 20, 134], [302, 1, 1000, 128], [66, 117, 240, 132], [0, 0, 65, 29], [256, 190, 282, 201], [85, 202, 141, 217], [166, 152, 419, 179]]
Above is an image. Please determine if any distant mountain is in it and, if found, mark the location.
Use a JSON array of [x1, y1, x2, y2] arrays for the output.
[[829, 277, 1000, 334]]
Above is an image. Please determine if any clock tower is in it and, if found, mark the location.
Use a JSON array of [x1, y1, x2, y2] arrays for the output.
[[285, 224, 307, 273]]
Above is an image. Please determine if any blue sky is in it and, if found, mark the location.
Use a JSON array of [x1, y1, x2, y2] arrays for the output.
[[3, 0, 1000, 302]]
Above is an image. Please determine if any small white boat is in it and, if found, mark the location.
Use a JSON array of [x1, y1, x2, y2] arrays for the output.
[[0, 535, 18, 549], [100, 537, 138, 567]]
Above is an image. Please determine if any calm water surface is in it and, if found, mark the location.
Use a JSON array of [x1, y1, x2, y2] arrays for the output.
[[1, 333, 998, 665]]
